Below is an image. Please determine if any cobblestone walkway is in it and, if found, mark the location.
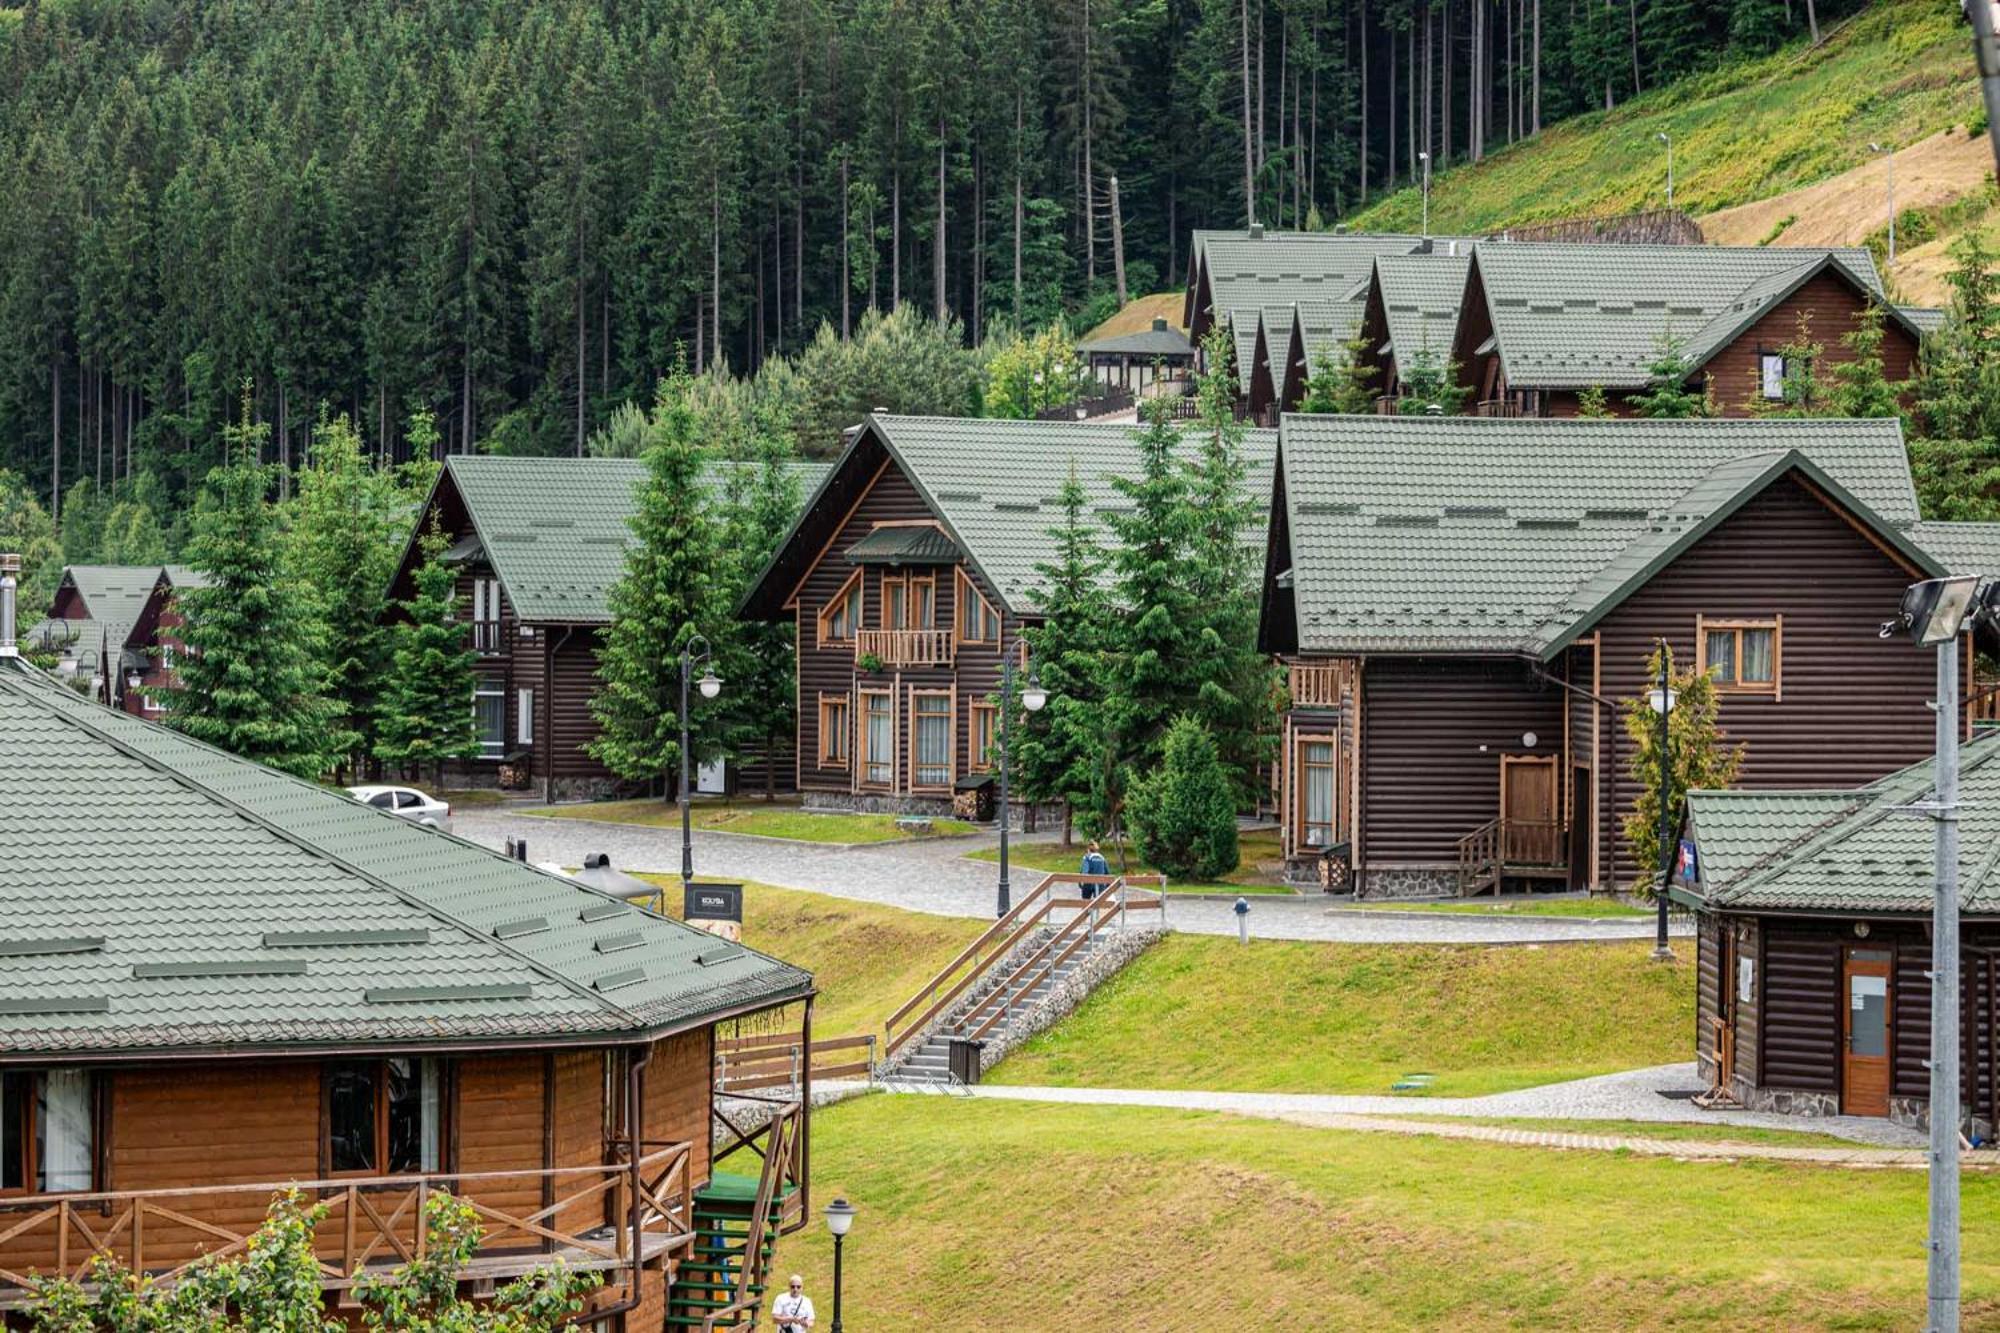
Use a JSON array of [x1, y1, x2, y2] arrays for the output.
[[456, 810, 1693, 945]]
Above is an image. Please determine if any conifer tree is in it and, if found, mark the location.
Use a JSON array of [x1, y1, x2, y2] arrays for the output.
[[588, 369, 728, 790], [1103, 397, 1199, 779], [1125, 713, 1239, 881], [1017, 464, 1114, 843], [716, 407, 807, 799], [1296, 334, 1379, 414], [1827, 303, 1903, 420], [1621, 643, 1744, 894], [169, 400, 338, 780], [1393, 344, 1472, 414], [1628, 333, 1709, 418], [1575, 384, 1615, 418], [374, 517, 480, 787]]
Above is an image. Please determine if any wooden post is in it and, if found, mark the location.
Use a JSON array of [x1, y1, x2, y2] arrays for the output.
[[1108, 176, 1128, 308]]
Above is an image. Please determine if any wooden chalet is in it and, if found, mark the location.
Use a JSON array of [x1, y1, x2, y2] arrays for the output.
[[1351, 249, 1472, 408], [0, 625, 816, 1328], [1449, 243, 1929, 418], [1677, 735, 2000, 1126], [386, 455, 827, 802], [27, 565, 202, 717], [1258, 414, 1994, 898], [739, 414, 1276, 818]]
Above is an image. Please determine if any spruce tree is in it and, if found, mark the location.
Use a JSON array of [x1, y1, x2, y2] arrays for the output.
[[1828, 303, 1903, 420], [716, 406, 807, 799], [168, 402, 339, 780], [374, 517, 480, 787], [1125, 713, 1239, 882], [1628, 333, 1709, 418], [1296, 334, 1379, 414], [1017, 464, 1114, 843], [1621, 644, 1745, 894], [588, 369, 728, 790], [1394, 344, 1472, 414]]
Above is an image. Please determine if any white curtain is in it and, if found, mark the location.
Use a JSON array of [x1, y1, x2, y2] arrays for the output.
[[39, 1070, 92, 1193], [419, 1060, 441, 1172], [1304, 743, 1336, 846], [1741, 629, 1774, 683]]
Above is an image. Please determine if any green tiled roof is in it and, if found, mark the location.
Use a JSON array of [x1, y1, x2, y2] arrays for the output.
[[1913, 520, 2000, 578], [1274, 415, 1923, 655], [1374, 252, 1471, 369], [844, 525, 963, 566], [0, 663, 811, 1054], [1899, 305, 1948, 337], [1079, 325, 1194, 358], [1203, 233, 1429, 375], [440, 455, 830, 624], [1682, 733, 2000, 914], [1472, 243, 1886, 390]]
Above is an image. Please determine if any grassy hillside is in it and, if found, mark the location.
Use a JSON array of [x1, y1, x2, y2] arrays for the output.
[[1351, 0, 1980, 295], [779, 1096, 2000, 1330]]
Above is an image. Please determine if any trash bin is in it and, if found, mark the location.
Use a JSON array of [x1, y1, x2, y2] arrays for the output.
[[947, 1037, 986, 1086]]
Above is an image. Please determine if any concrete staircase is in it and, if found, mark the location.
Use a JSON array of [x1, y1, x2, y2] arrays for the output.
[[886, 925, 1113, 1083]]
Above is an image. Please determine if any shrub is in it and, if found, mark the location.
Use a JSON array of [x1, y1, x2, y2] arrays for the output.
[[1125, 714, 1239, 881]]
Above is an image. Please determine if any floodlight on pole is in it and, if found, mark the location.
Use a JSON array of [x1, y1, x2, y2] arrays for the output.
[[1656, 132, 1674, 209], [1870, 142, 1897, 267]]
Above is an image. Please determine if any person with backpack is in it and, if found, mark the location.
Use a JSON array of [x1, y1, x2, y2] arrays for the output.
[[1079, 840, 1112, 900]]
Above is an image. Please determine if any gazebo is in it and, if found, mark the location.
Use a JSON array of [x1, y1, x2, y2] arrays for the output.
[[1079, 317, 1196, 397]]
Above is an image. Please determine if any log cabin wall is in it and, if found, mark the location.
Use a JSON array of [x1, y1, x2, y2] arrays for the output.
[[1695, 913, 1720, 1070], [1736, 916, 1761, 1086], [1588, 475, 1937, 889], [1699, 271, 1920, 416], [1358, 657, 1565, 871], [643, 1028, 714, 1188]]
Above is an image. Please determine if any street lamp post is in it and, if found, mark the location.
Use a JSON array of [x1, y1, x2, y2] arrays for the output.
[[1418, 151, 1431, 236], [824, 1197, 856, 1333], [677, 635, 723, 884], [1870, 142, 1896, 266], [1645, 642, 1678, 962], [1656, 132, 1674, 209], [995, 650, 1048, 917]]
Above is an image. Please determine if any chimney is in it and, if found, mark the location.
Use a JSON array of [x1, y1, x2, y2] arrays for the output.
[[1248, 222, 1266, 240], [0, 553, 18, 658], [1151, 317, 1169, 333]]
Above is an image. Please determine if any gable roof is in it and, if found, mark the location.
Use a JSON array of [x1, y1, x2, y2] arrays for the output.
[[1202, 233, 1432, 375], [0, 659, 810, 1056], [1468, 243, 1889, 391], [1079, 323, 1195, 358], [741, 414, 1278, 620], [1912, 520, 2000, 578], [1681, 732, 2000, 915], [1271, 415, 1925, 656], [417, 455, 830, 625], [1373, 252, 1472, 372]]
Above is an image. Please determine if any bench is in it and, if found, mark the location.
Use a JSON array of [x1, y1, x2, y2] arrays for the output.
[[895, 816, 935, 836]]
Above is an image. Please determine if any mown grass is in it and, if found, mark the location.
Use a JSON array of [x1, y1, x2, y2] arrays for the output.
[[988, 934, 1689, 1096], [964, 828, 1295, 893], [1385, 1114, 1897, 1150], [522, 797, 977, 843], [639, 876, 984, 1037], [777, 1095, 2000, 1330], [1350, 0, 1976, 234], [1339, 896, 1654, 918]]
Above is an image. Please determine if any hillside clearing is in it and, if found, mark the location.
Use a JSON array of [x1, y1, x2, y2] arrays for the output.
[[988, 934, 1689, 1096], [777, 1095, 2000, 1330]]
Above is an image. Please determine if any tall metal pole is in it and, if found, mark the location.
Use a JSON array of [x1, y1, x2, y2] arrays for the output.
[[1967, 0, 2000, 182], [997, 652, 1014, 917], [831, 1230, 846, 1333], [1888, 149, 1897, 267], [1928, 636, 1962, 1333], [1654, 643, 1675, 961], [679, 646, 695, 883], [1420, 152, 1431, 236]]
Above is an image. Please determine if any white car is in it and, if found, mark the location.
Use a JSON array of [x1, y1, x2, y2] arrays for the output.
[[348, 784, 453, 833]]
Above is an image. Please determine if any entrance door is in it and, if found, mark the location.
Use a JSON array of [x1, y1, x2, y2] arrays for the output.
[[1842, 948, 1893, 1117], [1498, 755, 1559, 865], [1567, 768, 1592, 890]]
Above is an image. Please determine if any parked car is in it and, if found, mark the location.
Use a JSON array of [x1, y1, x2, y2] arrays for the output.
[[346, 784, 452, 832]]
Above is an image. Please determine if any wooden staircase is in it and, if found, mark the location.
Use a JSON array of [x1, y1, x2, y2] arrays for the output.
[[666, 1174, 788, 1329]]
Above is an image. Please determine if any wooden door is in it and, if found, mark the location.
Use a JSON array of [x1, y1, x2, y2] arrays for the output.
[[1841, 948, 1893, 1117], [1716, 925, 1737, 1089], [1567, 767, 1592, 890], [1499, 755, 1558, 865]]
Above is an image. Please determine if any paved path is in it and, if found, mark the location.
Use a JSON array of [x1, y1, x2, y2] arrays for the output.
[[871, 1063, 1939, 1156], [457, 810, 1694, 945]]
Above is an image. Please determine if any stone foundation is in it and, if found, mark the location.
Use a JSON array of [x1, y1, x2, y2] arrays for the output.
[[805, 790, 1062, 827], [1729, 1081, 1840, 1119], [1357, 865, 1461, 899]]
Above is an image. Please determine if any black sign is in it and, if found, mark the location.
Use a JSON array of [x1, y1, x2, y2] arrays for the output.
[[685, 880, 744, 923]]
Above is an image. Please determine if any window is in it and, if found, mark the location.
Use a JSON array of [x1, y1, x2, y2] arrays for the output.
[[394, 790, 424, 810], [1759, 353, 1787, 401], [1, 1070, 94, 1194], [471, 578, 502, 653], [880, 573, 936, 631], [1701, 616, 1780, 695], [817, 571, 860, 647], [473, 687, 505, 756], [861, 691, 895, 787], [326, 1058, 443, 1175], [1296, 738, 1338, 849], [819, 694, 851, 769], [911, 692, 953, 789], [367, 791, 396, 809], [518, 688, 535, 745], [969, 702, 998, 771], [957, 570, 1001, 645], [141, 693, 164, 714]]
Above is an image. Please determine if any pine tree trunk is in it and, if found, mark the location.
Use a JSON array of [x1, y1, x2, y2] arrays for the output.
[[1109, 175, 1127, 306], [49, 359, 60, 522], [1360, 0, 1370, 202], [1240, 0, 1256, 222], [1013, 93, 1025, 325], [934, 123, 947, 322], [1442, 0, 1452, 166], [892, 111, 902, 311], [575, 235, 586, 457], [1083, 0, 1096, 286], [1627, 0, 1641, 94], [1804, 0, 1819, 43], [972, 148, 983, 344], [1532, 0, 1541, 132], [841, 156, 852, 338], [710, 178, 721, 370], [1257, 1, 1267, 177]]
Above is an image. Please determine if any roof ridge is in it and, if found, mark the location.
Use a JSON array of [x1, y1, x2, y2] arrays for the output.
[[0, 671, 649, 1030]]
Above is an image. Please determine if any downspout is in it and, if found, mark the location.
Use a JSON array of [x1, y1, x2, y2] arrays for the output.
[[579, 1039, 655, 1328]]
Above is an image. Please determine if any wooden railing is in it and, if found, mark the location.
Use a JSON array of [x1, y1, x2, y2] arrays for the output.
[[0, 1145, 695, 1310], [1473, 398, 1527, 418], [1971, 678, 2000, 726], [855, 628, 953, 668], [715, 1031, 876, 1094], [1456, 818, 1567, 895], [704, 1101, 806, 1333], [960, 876, 1164, 1043], [882, 872, 1165, 1061], [1287, 659, 1355, 708], [469, 620, 503, 654]]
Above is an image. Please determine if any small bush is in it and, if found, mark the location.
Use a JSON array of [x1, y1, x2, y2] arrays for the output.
[[1125, 715, 1239, 882]]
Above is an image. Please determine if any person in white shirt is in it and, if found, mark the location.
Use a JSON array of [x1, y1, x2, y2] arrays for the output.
[[773, 1274, 815, 1332]]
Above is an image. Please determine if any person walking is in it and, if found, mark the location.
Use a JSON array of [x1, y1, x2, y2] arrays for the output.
[[774, 1275, 816, 1332], [1079, 840, 1112, 901]]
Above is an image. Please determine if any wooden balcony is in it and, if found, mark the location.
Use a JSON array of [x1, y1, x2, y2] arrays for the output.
[[0, 1143, 695, 1310], [1287, 659, 1356, 709], [469, 619, 503, 655], [1473, 398, 1528, 418], [856, 628, 954, 668]]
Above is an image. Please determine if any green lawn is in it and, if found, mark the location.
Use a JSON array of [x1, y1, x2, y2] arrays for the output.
[[964, 828, 1295, 894], [1340, 896, 1655, 919], [988, 934, 1689, 1097], [1385, 1115, 1898, 1151], [523, 797, 976, 844], [776, 1095, 2000, 1330], [640, 876, 984, 1037]]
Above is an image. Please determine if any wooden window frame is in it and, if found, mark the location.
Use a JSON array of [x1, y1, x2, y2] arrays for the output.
[[321, 1058, 451, 1179], [1698, 614, 1782, 699], [1293, 733, 1340, 851], [818, 693, 851, 770], [968, 701, 999, 772], [955, 568, 1000, 646], [0, 1070, 98, 1197], [907, 687, 956, 793], [858, 688, 896, 790], [816, 570, 862, 649], [879, 572, 937, 631]]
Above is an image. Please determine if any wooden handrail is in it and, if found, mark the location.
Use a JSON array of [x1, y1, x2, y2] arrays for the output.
[[854, 628, 954, 667]]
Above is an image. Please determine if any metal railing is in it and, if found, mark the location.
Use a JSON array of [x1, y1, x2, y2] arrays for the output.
[[855, 628, 953, 668], [0, 1144, 695, 1309]]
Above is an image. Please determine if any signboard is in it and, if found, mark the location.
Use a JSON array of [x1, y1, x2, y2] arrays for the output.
[[685, 881, 743, 924], [1675, 838, 1700, 884], [1737, 956, 1755, 1005]]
